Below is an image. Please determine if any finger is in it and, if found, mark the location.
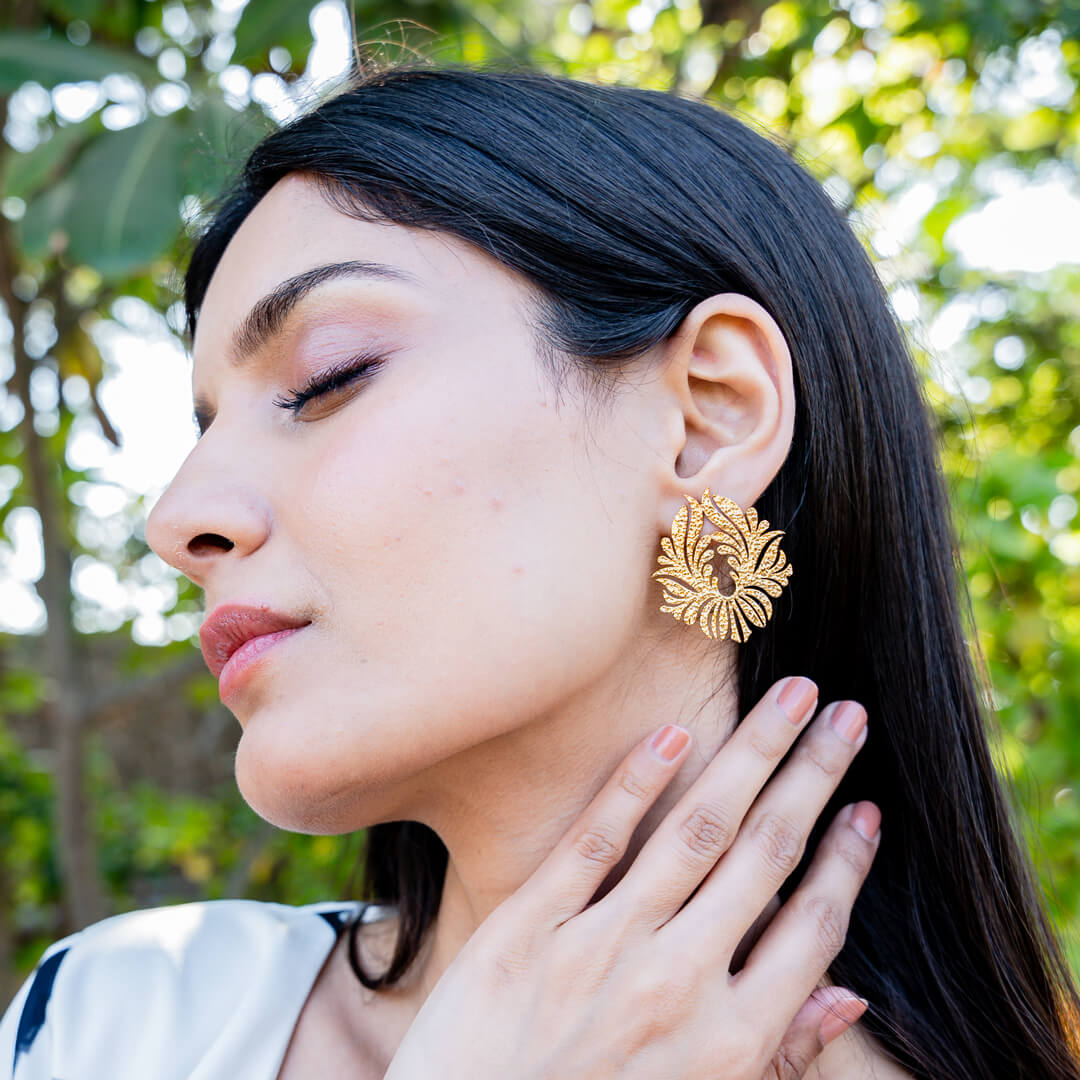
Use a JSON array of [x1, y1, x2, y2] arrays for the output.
[[731, 895, 780, 974], [736, 801, 881, 1021], [768, 986, 869, 1080], [665, 699, 867, 948], [609, 675, 820, 928], [522, 724, 693, 926]]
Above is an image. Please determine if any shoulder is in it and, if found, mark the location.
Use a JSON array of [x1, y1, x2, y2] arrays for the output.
[[0, 898, 364, 1080]]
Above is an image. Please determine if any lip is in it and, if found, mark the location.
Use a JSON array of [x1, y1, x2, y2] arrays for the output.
[[199, 604, 311, 698]]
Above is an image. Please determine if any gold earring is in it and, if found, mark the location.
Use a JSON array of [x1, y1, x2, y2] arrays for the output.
[[652, 488, 793, 642]]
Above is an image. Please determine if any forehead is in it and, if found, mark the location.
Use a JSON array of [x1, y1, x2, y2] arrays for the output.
[[191, 172, 526, 360]]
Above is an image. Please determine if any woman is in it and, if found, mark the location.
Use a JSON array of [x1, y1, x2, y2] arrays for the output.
[[3, 63, 1078, 1078]]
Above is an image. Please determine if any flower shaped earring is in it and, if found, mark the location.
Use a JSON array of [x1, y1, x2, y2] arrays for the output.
[[652, 489, 793, 642]]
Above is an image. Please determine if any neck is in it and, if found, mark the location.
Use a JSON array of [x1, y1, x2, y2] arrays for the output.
[[347, 639, 907, 1080], [406, 629, 739, 1002]]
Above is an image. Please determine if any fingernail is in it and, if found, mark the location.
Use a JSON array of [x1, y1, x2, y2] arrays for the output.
[[829, 702, 867, 745], [851, 801, 881, 842], [776, 677, 818, 724], [650, 725, 690, 762], [818, 993, 868, 1044]]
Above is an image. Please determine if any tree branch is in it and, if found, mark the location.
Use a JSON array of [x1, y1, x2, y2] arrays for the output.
[[86, 652, 207, 719], [0, 91, 106, 932]]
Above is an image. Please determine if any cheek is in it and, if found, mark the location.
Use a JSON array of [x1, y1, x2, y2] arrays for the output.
[[301, 375, 643, 724], [236, 366, 653, 833]]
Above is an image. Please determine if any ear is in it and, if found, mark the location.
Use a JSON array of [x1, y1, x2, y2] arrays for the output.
[[653, 292, 795, 536]]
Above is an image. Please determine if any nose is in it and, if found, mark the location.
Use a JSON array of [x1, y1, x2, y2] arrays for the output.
[[145, 445, 271, 589]]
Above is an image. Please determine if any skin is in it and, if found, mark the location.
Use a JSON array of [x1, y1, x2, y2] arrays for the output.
[[145, 172, 912, 1078]]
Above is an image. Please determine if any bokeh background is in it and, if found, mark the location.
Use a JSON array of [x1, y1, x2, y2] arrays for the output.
[[1, 0, 1079, 1004]]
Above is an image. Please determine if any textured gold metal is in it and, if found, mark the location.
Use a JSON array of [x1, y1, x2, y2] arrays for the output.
[[652, 489, 793, 642]]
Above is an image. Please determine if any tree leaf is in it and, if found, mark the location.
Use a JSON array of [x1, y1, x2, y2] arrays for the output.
[[56, 118, 187, 278], [1, 121, 94, 202], [0, 30, 158, 92], [16, 175, 79, 259], [231, 0, 315, 69]]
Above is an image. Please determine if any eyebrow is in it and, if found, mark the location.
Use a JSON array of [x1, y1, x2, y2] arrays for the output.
[[191, 259, 419, 435]]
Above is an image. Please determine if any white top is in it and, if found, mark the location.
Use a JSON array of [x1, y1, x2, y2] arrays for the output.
[[0, 898, 390, 1080]]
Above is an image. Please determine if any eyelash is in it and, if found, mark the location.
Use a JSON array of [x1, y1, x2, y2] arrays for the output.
[[272, 350, 386, 415]]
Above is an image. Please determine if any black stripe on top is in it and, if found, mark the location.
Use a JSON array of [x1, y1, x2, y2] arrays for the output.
[[13, 947, 68, 1075], [318, 910, 352, 935]]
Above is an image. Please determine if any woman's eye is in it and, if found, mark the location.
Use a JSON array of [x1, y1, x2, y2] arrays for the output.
[[272, 352, 385, 416]]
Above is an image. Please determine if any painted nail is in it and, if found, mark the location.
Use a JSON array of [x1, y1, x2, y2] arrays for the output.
[[829, 702, 867, 745], [851, 801, 881, 842], [819, 994, 869, 1044], [650, 725, 690, 762], [776, 677, 818, 724]]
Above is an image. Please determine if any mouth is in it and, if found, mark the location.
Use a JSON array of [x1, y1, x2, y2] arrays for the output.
[[199, 604, 313, 681]]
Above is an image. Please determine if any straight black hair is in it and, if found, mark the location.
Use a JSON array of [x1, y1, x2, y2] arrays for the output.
[[183, 63, 1080, 1078]]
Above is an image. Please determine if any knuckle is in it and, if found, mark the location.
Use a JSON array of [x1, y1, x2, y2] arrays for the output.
[[797, 734, 849, 779], [678, 802, 735, 858], [747, 729, 788, 764], [572, 823, 622, 866], [832, 834, 874, 877], [804, 894, 849, 958], [772, 1047, 811, 1080], [578, 892, 636, 947], [752, 812, 804, 878], [624, 969, 697, 1044], [560, 919, 622, 988], [617, 765, 653, 803]]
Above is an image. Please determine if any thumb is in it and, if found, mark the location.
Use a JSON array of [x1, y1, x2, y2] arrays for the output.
[[767, 986, 869, 1079]]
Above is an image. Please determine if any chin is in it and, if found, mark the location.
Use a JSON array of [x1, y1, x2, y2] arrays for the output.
[[232, 716, 413, 835], [233, 691, 460, 833]]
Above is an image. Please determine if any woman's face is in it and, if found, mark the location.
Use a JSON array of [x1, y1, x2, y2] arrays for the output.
[[146, 173, 682, 833]]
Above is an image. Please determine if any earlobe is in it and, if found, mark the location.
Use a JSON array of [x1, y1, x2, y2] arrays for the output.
[[657, 292, 795, 530]]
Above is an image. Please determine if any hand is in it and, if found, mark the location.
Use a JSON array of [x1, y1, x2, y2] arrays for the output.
[[384, 677, 880, 1079]]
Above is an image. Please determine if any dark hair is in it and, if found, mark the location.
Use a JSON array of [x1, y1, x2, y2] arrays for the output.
[[183, 63, 1080, 1077]]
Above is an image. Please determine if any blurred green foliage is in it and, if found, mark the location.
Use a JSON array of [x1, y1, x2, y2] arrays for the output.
[[1, 0, 1078, 992]]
